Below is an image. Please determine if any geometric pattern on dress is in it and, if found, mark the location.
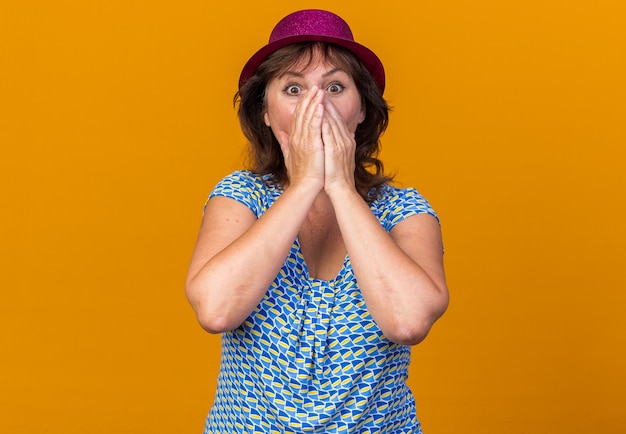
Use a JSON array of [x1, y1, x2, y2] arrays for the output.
[[203, 170, 436, 433]]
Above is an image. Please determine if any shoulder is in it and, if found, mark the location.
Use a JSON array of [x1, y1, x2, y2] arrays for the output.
[[208, 170, 281, 217], [372, 184, 439, 231], [210, 170, 266, 192]]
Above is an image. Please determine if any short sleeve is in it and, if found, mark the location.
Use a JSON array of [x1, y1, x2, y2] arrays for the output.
[[376, 186, 439, 232], [207, 170, 267, 218]]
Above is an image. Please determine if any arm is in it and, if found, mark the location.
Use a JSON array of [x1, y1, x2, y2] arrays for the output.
[[328, 187, 449, 345], [322, 101, 448, 345], [185, 183, 319, 333], [186, 87, 327, 333]]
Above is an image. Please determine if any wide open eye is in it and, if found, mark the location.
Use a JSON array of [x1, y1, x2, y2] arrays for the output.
[[283, 84, 302, 96], [327, 83, 345, 94]]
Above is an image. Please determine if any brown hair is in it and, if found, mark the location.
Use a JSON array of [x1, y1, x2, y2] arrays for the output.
[[234, 42, 393, 202]]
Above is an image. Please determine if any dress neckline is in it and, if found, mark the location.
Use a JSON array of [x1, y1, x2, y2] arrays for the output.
[[294, 237, 349, 283]]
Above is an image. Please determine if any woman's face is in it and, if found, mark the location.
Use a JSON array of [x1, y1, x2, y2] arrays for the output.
[[263, 54, 365, 143]]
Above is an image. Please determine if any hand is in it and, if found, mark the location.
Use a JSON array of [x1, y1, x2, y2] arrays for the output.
[[321, 100, 357, 194], [275, 87, 326, 191]]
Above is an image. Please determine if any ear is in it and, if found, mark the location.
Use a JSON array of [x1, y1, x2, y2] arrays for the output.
[[263, 111, 271, 127]]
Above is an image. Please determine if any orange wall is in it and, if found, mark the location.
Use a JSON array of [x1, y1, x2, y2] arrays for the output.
[[1, 1, 624, 433]]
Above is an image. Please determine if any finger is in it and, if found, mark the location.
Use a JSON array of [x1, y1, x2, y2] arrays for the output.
[[322, 101, 349, 147], [323, 98, 342, 121], [321, 116, 334, 146], [323, 100, 352, 138], [291, 86, 321, 135], [301, 88, 325, 137], [322, 111, 339, 147]]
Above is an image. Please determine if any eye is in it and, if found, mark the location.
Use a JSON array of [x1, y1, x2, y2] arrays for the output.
[[327, 83, 345, 94], [283, 84, 302, 96]]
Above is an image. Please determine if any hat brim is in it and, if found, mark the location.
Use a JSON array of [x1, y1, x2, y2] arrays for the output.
[[238, 35, 385, 93]]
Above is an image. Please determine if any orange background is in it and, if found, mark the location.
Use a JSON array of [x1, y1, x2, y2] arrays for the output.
[[1, 1, 625, 433]]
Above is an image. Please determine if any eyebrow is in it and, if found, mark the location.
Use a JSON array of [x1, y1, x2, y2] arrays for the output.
[[279, 67, 346, 79]]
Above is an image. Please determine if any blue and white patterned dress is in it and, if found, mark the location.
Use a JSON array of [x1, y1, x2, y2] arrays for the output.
[[203, 170, 438, 434]]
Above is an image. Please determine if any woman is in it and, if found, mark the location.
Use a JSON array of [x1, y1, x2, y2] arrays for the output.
[[186, 9, 449, 433]]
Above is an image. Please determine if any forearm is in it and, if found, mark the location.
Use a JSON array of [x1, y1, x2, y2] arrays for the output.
[[327, 185, 448, 345], [186, 183, 319, 333]]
